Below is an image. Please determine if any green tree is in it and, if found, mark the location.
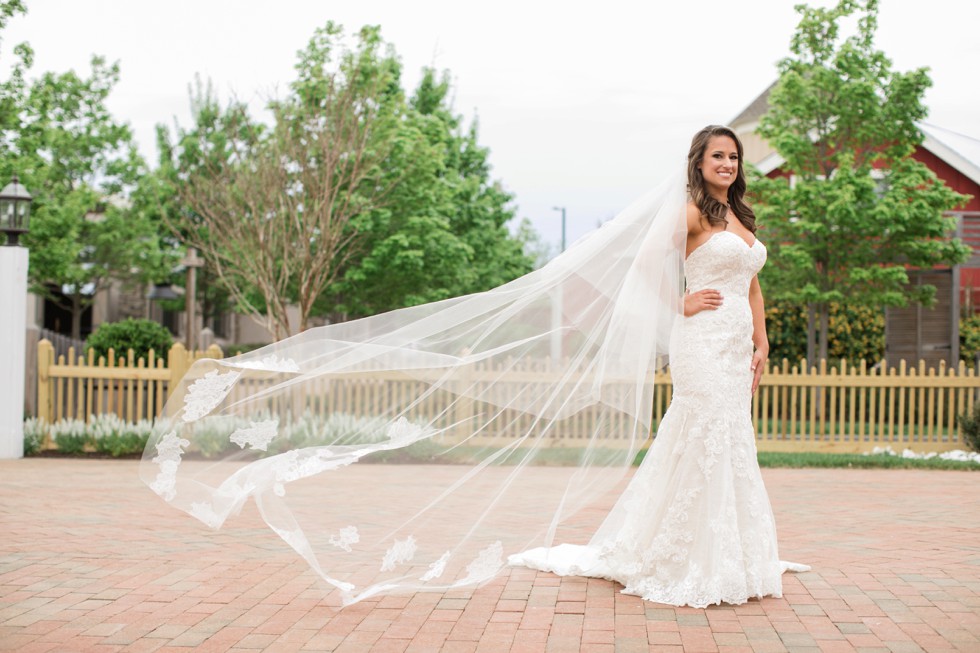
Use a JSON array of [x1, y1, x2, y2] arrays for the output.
[[331, 68, 533, 318], [753, 0, 971, 362], [166, 24, 426, 338], [0, 1, 29, 139], [0, 29, 171, 338]]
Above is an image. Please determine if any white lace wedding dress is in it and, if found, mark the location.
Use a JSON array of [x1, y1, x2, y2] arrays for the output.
[[508, 230, 808, 608]]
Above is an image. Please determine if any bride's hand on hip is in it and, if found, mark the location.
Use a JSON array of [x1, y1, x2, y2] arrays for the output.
[[750, 349, 766, 394], [684, 289, 723, 317]]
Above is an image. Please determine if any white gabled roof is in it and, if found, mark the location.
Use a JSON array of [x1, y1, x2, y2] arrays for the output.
[[751, 122, 980, 185], [919, 123, 980, 187]]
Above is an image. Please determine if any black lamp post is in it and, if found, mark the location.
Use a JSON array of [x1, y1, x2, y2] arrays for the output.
[[0, 175, 33, 246]]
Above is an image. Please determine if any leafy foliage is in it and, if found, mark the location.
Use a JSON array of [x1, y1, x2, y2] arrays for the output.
[[85, 318, 173, 360], [0, 18, 174, 338], [32, 415, 157, 457], [161, 24, 429, 338], [753, 0, 971, 361], [960, 314, 980, 365], [766, 300, 884, 365], [159, 31, 533, 334], [22, 416, 44, 456], [331, 68, 533, 317], [957, 401, 980, 454]]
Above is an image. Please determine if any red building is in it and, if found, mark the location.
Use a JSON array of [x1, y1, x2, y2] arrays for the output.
[[731, 90, 980, 367]]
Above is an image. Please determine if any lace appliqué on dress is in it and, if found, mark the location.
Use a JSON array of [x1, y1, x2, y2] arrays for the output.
[[182, 370, 241, 422]]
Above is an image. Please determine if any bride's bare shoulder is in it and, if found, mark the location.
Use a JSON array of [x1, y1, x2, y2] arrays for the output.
[[686, 202, 705, 235]]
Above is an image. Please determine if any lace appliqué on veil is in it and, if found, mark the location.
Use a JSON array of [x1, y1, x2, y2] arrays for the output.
[[386, 417, 425, 447], [227, 355, 300, 373], [457, 541, 503, 585], [381, 536, 418, 572], [181, 370, 241, 422], [328, 526, 360, 553], [190, 501, 223, 528], [230, 419, 279, 451], [270, 449, 361, 497], [421, 551, 451, 581], [149, 431, 190, 501]]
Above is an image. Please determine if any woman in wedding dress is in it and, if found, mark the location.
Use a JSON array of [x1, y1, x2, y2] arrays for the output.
[[141, 125, 806, 608], [508, 125, 809, 608]]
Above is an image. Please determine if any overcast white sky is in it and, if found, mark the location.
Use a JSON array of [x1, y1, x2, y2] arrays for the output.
[[6, 0, 980, 250]]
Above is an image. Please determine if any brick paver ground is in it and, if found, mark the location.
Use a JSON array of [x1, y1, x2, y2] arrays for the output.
[[1, 459, 978, 653]]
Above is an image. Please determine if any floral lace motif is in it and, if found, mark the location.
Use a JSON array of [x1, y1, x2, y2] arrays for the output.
[[227, 355, 300, 373], [149, 431, 190, 501], [328, 526, 360, 553], [458, 541, 503, 585], [421, 551, 451, 581], [380, 536, 418, 572], [181, 370, 241, 423], [270, 449, 360, 496], [386, 417, 425, 447], [230, 419, 279, 451]]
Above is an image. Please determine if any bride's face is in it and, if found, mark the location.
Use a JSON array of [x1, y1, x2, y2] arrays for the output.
[[699, 135, 739, 193]]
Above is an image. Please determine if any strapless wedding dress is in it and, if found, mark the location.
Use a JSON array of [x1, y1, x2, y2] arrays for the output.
[[509, 230, 809, 608]]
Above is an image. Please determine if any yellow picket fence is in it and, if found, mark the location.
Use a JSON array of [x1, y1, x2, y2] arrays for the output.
[[35, 339, 223, 425], [752, 358, 979, 452], [34, 337, 980, 453]]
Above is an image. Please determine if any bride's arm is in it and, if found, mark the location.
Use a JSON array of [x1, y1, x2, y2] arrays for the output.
[[748, 275, 768, 394], [684, 202, 723, 317]]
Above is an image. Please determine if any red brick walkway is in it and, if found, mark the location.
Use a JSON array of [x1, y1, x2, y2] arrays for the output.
[[1, 460, 977, 652]]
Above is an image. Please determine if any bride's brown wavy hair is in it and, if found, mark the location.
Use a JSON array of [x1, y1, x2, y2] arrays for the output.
[[687, 125, 757, 233]]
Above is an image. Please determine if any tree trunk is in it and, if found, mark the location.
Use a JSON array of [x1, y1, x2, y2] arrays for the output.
[[806, 303, 817, 366], [71, 292, 83, 342], [818, 302, 830, 363]]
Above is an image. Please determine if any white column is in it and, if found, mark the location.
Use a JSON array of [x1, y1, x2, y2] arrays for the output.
[[0, 246, 28, 459]]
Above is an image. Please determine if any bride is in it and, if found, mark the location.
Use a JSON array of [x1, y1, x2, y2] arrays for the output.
[[508, 125, 809, 607], [141, 125, 806, 608]]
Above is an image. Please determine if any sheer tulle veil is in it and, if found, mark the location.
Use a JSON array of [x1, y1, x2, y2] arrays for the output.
[[140, 165, 690, 605]]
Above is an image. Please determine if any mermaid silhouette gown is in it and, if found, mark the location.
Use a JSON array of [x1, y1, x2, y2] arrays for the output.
[[508, 230, 808, 608]]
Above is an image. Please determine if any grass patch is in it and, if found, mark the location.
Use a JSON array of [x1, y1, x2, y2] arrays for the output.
[[757, 451, 979, 471]]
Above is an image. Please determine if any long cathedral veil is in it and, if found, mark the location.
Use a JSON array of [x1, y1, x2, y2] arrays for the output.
[[140, 166, 690, 606]]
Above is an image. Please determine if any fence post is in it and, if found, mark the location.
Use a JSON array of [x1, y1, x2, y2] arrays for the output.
[[168, 343, 189, 399], [37, 339, 54, 425]]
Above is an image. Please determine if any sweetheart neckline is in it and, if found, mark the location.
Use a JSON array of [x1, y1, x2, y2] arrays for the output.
[[685, 230, 759, 262]]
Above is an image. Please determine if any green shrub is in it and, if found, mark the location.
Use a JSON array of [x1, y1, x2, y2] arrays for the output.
[[29, 415, 159, 456], [50, 419, 93, 454], [766, 301, 884, 366], [224, 342, 266, 357], [958, 401, 980, 453], [86, 318, 173, 360], [960, 314, 980, 365], [89, 415, 156, 457], [22, 418, 45, 456]]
